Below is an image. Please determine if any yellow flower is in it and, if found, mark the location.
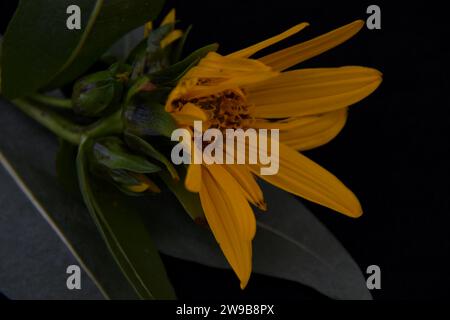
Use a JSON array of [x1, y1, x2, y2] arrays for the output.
[[165, 20, 382, 288]]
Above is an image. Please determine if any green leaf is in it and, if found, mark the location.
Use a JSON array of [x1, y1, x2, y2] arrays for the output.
[[55, 138, 81, 198], [152, 43, 219, 85], [124, 132, 179, 180], [92, 136, 161, 173], [77, 137, 176, 299], [106, 26, 145, 62], [1, 0, 165, 99]]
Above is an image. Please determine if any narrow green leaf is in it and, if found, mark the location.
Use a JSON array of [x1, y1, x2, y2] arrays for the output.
[[171, 25, 192, 63], [159, 168, 205, 222], [1, 0, 165, 98], [77, 137, 176, 300], [146, 23, 175, 57]]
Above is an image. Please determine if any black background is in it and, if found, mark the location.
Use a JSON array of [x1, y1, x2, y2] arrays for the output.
[[1, 0, 449, 300]]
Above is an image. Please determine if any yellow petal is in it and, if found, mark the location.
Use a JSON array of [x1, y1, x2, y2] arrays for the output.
[[180, 53, 278, 98], [188, 52, 276, 79], [228, 22, 309, 59], [161, 29, 183, 48], [281, 109, 348, 150], [224, 165, 266, 210], [259, 20, 365, 71], [166, 52, 278, 100], [185, 164, 202, 192], [171, 102, 209, 125], [187, 74, 277, 99], [161, 8, 176, 26], [252, 110, 347, 150], [199, 172, 242, 279], [127, 174, 160, 193], [248, 143, 362, 217], [127, 183, 149, 193], [251, 116, 321, 131], [200, 165, 255, 288], [144, 21, 153, 38], [207, 165, 257, 240], [180, 102, 209, 120], [248, 66, 382, 118]]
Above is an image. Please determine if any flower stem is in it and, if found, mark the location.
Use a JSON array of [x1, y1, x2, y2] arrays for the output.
[[12, 99, 124, 145], [30, 94, 73, 109], [13, 99, 83, 144], [85, 109, 123, 138]]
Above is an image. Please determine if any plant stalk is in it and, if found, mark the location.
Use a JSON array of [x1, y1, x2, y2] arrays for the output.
[[85, 109, 123, 138], [30, 94, 73, 109], [12, 99, 123, 145], [13, 98, 83, 144]]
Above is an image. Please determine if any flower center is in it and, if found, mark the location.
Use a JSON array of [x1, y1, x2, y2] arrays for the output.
[[172, 88, 253, 131]]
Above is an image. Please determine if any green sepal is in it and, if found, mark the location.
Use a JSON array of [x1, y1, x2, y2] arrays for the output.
[[151, 43, 219, 85], [171, 25, 192, 63], [91, 136, 161, 173], [124, 132, 179, 180], [129, 23, 175, 79], [125, 76, 152, 104], [108, 61, 132, 76]]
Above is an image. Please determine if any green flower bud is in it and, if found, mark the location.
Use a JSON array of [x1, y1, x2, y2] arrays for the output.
[[72, 70, 123, 117], [87, 136, 161, 195], [91, 136, 161, 173], [123, 91, 177, 138]]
